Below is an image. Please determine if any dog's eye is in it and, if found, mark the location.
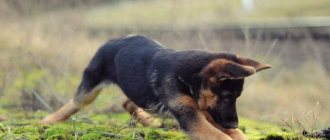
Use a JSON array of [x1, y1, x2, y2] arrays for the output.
[[218, 76, 227, 81], [221, 90, 231, 97], [223, 98, 232, 103]]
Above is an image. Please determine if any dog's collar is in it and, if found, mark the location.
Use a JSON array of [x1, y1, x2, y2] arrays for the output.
[[178, 76, 194, 96]]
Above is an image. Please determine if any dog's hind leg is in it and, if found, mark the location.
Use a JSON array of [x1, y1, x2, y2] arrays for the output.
[[123, 99, 162, 127], [41, 65, 106, 124]]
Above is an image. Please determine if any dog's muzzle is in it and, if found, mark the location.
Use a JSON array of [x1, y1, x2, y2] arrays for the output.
[[220, 121, 238, 129]]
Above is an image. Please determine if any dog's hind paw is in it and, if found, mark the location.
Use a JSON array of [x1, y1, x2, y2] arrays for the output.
[[0, 115, 7, 121], [135, 109, 162, 128]]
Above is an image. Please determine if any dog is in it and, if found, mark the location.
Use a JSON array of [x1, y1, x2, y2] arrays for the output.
[[41, 35, 271, 140]]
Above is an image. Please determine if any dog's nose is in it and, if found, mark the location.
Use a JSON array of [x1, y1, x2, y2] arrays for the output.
[[221, 122, 238, 129]]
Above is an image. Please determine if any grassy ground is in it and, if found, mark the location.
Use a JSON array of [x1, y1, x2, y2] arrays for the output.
[[0, 109, 302, 140]]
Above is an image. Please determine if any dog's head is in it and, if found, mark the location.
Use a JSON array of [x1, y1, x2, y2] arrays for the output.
[[198, 56, 271, 129]]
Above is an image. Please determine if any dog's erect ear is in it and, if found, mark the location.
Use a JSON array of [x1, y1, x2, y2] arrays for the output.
[[225, 62, 256, 78], [200, 59, 256, 85], [237, 57, 272, 72]]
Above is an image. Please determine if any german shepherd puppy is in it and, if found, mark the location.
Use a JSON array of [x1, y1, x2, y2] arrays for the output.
[[42, 35, 271, 140]]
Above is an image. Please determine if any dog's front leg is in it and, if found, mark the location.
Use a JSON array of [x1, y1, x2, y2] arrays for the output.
[[167, 95, 232, 140], [203, 111, 247, 140]]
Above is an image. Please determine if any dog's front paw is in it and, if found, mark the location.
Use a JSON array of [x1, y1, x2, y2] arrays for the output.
[[223, 129, 247, 140]]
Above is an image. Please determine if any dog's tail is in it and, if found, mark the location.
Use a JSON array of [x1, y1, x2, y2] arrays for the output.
[[302, 127, 330, 139]]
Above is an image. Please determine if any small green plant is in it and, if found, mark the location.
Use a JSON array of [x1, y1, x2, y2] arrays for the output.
[[72, 116, 78, 140]]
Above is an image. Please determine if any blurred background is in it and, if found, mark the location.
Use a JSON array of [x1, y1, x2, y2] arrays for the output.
[[0, 0, 329, 131]]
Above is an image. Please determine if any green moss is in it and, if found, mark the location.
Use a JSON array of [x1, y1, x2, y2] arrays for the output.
[[13, 126, 37, 134], [0, 111, 309, 140], [146, 129, 162, 140], [80, 132, 102, 140], [155, 130, 188, 140], [264, 134, 285, 140], [42, 126, 72, 140]]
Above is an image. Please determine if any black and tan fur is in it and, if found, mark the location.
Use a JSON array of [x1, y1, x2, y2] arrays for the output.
[[42, 35, 271, 140]]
